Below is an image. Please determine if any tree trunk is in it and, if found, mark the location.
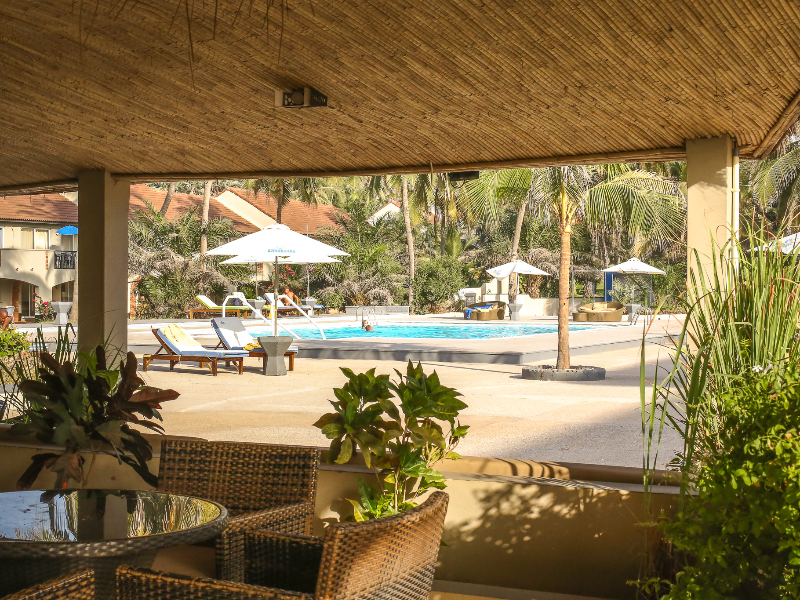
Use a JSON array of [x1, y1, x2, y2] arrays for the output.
[[509, 199, 527, 304], [159, 182, 176, 216], [557, 189, 572, 370], [440, 176, 447, 256], [401, 178, 415, 307], [276, 181, 284, 224], [200, 180, 211, 257], [70, 254, 78, 323]]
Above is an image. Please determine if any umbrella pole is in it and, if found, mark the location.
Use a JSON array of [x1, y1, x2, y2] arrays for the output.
[[274, 256, 278, 337]]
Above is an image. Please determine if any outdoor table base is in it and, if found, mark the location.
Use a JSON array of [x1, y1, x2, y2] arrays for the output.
[[0, 489, 228, 599], [258, 335, 294, 376]]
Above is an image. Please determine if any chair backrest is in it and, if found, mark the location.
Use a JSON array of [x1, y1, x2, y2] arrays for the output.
[[212, 318, 255, 350], [197, 294, 220, 309], [155, 325, 203, 355], [316, 492, 448, 600], [264, 293, 287, 308], [5, 569, 94, 600], [158, 439, 320, 513]]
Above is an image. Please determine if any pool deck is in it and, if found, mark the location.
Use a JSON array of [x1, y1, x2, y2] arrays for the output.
[[125, 312, 684, 365]]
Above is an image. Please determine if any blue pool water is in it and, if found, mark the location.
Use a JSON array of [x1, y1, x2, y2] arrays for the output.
[[252, 323, 597, 340]]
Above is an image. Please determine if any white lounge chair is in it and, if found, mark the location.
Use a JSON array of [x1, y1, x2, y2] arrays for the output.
[[189, 294, 249, 319], [262, 293, 301, 317], [211, 317, 299, 372], [144, 324, 248, 376]]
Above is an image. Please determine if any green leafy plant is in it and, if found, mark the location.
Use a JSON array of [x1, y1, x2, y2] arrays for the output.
[[660, 364, 800, 598], [412, 256, 466, 313], [0, 327, 30, 358], [636, 226, 800, 597], [314, 361, 468, 520], [8, 345, 179, 489]]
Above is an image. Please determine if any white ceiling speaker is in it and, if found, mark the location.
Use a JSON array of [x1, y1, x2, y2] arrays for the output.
[[275, 87, 328, 108]]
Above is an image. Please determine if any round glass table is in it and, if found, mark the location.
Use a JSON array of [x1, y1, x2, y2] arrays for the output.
[[0, 489, 228, 598]]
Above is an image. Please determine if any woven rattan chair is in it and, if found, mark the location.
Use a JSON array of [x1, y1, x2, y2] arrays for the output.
[[157, 439, 320, 583], [116, 566, 303, 600], [117, 492, 448, 600], [2, 570, 94, 600]]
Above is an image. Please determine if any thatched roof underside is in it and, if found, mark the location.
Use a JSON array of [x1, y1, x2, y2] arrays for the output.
[[2, 0, 800, 191]]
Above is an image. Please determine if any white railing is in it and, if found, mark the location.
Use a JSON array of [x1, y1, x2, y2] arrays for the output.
[[277, 294, 326, 340], [221, 292, 299, 338]]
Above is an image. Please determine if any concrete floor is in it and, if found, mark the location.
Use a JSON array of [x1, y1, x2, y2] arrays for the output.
[[139, 341, 682, 468]]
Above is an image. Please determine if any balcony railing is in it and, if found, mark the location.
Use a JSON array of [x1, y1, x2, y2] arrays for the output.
[[54, 251, 76, 269]]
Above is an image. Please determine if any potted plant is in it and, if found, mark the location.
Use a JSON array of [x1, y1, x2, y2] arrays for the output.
[[8, 345, 179, 489], [314, 361, 468, 519]]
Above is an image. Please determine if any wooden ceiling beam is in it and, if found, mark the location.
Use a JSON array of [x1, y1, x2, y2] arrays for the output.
[[114, 147, 687, 184]]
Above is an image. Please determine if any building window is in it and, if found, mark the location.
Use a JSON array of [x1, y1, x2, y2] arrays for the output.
[[60, 234, 76, 251], [20, 228, 50, 250], [20, 228, 34, 249]]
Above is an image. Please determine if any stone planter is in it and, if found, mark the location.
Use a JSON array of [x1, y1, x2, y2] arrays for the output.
[[522, 365, 606, 381], [257, 335, 294, 376], [508, 303, 523, 321]]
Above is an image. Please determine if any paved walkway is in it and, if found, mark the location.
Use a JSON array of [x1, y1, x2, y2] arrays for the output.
[[139, 332, 683, 468]]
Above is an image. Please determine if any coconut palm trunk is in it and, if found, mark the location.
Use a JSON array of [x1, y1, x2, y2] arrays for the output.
[[401, 177, 415, 307], [200, 180, 211, 257], [509, 199, 527, 304], [557, 187, 572, 369], [276, 182, 284, 224], [159, 182, 176, 216]]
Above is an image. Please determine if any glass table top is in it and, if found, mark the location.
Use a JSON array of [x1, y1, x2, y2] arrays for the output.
[[0, 489, 223, 543]]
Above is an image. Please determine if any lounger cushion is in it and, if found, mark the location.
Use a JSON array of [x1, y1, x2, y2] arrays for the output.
[[159, 324, 249, 357]]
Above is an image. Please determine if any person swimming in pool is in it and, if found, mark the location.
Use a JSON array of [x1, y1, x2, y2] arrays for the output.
[[361, 319, 373, 332]]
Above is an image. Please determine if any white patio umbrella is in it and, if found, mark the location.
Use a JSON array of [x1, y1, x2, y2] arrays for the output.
[[603, 258, 664, 305], [209, 224, 348, 336], [602, 257, 665, 275], [486, 259, 550, 278]]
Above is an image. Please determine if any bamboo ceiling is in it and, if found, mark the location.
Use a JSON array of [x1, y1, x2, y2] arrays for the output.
[[2, 0, 800, 192]]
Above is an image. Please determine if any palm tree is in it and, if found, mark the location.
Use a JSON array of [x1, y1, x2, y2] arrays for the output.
[[242, 178, 327, 224], [748, 143, 800, 234], [531, 166, 684, 368], [159, 182, 177, 216], [465, 169, 532, 304], [200, 180, 211, 256]]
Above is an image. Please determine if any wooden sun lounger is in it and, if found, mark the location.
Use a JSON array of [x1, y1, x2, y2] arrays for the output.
[[143, 329, 245, 376]]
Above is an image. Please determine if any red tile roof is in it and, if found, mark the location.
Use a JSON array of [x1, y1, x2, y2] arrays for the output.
[[129, 185, 259, 233], [227, 188, 343, 235], [0, 193, 78, 223]]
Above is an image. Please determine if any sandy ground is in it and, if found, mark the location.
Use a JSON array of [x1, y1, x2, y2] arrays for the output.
[[139, 343, 682, 468]]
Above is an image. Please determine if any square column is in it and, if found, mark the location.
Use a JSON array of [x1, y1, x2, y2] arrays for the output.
[[686, 135, 739, 275], [77, 170, 130, 354]]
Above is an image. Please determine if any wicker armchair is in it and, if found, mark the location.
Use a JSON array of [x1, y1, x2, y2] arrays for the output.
[[157, 439, 321, 582], [2, 570, 94, 600], [117, 492, 448, 600]]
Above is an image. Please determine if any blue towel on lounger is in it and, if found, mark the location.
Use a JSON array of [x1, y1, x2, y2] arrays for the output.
[[464, 304, 494, 319]]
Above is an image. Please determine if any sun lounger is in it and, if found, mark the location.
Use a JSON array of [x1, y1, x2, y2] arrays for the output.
[[463, 301, 507, 320], [189, 294, 250, 319], [574, 301, 624, 322], [211, 317, 299, 372], [143, 324, 248, 375], [262, 292, 303, 317]]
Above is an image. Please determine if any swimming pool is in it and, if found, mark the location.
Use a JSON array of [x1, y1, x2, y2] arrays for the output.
[[251, 322, 598, 340]]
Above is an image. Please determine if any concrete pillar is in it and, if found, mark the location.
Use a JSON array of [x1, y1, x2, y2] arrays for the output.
[[686, 135, 739, 276], [77, 170, 130, 354]]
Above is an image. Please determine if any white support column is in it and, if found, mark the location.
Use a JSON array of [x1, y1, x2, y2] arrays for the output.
[[77, 170, 130, 354], [686, 135, 739, 277]]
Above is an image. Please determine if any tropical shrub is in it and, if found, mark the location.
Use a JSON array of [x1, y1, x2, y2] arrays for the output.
[[33, 293, 55, 321], [661, 365, 800, 598], [412, 256, 466, 313], [8, 345, 179, 489], [128, 202, 250, 318], [314, 198, 405, 308], [314, 362, 468, 520], [0, 327, 29, 358]]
